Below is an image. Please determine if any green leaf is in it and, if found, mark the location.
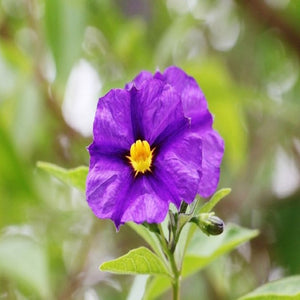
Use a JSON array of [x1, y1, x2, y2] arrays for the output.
[[37, 161, 88, 192], [144, 224, 259, 299], [183, 223, 259, 276], [239, 275, 300, 300], [100, 247, 170, 277], [0, 236, 51, 298], [198, 188, 232, 214]]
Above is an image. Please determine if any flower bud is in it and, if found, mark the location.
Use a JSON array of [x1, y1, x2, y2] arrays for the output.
[[204, 215, 224, 235], [191, 213, 224, 236]]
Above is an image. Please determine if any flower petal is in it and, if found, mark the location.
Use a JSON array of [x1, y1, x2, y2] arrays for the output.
[[87, 66, 225, 228], [86, 154, 132, 226], [121, 176, 169, 224], [129, 79, 187, 145], [92, 89, 134, 154], [157, 66, 224, 197], [154, 130, 203, 206], [198, 130, 224, 197], [158, 66, 209, 122], [87, 154, 171, 227]]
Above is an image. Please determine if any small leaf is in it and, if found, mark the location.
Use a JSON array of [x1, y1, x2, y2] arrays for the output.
[[198, 188, 231, 214], [37, 161, 88, 192], [100, 247, 170, 277], [239, 275, 300, 300]]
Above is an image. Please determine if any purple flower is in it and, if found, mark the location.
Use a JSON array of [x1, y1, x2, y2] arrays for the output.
[[86, 66, 224, 228]]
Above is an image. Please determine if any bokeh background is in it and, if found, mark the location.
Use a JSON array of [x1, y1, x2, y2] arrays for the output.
[[0, 0, 300, 299]]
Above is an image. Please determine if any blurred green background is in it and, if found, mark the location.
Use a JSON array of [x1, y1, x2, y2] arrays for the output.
[[0, 0, 300, 299]]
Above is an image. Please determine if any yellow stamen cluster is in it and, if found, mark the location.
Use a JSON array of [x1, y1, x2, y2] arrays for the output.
[[127, 140, 154, 176]]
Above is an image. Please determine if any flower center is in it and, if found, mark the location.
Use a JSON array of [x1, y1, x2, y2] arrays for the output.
[[127, 140, 154, 176]]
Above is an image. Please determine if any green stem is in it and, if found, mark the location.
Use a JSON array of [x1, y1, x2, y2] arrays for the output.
[[157, 224, 181, 300], [169, 250, 180, 300]]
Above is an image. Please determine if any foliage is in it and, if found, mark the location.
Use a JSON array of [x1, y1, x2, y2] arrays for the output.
[[239, 276, 300, 300], [36, 161, 88, 192], [1, 0, 300, 299], [38, 163, 258, 299], [100, 247, 170, 277]]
